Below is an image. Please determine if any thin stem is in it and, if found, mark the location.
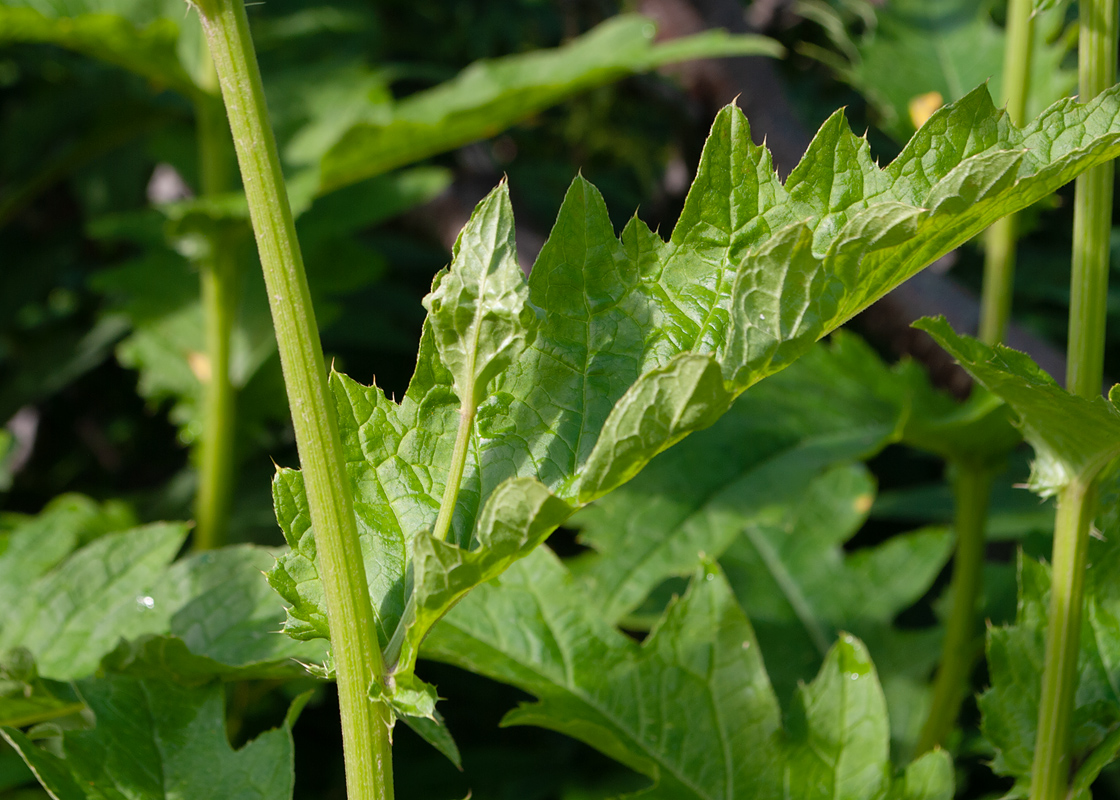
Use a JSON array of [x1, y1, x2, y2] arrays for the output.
[[1031, 479, 1096, 800], [192, 1, 394, 798], [979, 0, 1033, 347], [915, 464, 993, 755], [192, 48, 239, 552], [1032, 2, 1117, 797], [979, 216, 1018, 346], [431, 407, 475, 545], [385, 397, 475, 669]]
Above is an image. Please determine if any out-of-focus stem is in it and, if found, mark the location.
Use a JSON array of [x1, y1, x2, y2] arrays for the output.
[[192, 48, 239, 551], [915, 464, 993, 755], [978, 0, 1033, 347]]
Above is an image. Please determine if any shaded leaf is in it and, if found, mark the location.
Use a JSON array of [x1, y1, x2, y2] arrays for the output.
[[0, 500, 322, 683], [917, 317, 1120, 494], [2, 676, 296, 799], [721, 466, 952, 713], [0, 649, 82, 730], [319, 15, 781, 190], [423, 548, 941, 799], [805, 0, 1075, 140]]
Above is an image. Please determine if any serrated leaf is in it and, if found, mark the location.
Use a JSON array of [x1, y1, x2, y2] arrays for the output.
[[422, 182, 538, 411], [319, 14, 781, 190], [396, 477, 571, 674], [0, 650, 83, 729], [423, 548, 941, 799], [372, 672, 438, 721], [273, 84, 1120, 716], [916, 316, 1120, 494], [0, 501, 322, 683], [2, 676, 296, 799]]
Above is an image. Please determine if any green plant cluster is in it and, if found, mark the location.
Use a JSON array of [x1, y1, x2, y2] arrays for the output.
[[4, 1, 1120, 799]]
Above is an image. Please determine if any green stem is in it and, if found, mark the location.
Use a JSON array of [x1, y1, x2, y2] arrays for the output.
[[1031, 479, 1096, 800], [384, 404, 475, 669], [192, 49, 239, 552], [979, 0, 1033, 347], [432, 407, 476, 545], [1032, 2, 1117, 797], [192, 2, 394, 798], [915, 464, 993, 755], [979, 216, 1018, 346]]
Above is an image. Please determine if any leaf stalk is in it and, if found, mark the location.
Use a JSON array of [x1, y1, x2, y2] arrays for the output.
[[192, 1, 395, 797], [432, 406, 476, 545]]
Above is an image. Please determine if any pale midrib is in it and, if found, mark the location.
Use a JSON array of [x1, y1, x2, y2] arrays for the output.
[[741, 523, 831, 658]]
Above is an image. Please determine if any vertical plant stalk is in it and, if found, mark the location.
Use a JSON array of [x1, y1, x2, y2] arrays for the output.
[[191, 1, 395, 798], [192, 48, 239, 552], [1032, 1, 1117, 797], [1032, 478, 1097, 800], [915, 465, 994, 755], [917, 0, 1036, 754], [979, 0, 1034, 346]]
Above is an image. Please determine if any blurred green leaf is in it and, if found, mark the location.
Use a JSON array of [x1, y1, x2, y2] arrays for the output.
[[804, 0, 1075, 140], [0, 649, 82, 729], [319, 14, 782, 190], [0, 499, 322, 683], [0, 1, 202, 95], [1, 676, 298, 800]]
